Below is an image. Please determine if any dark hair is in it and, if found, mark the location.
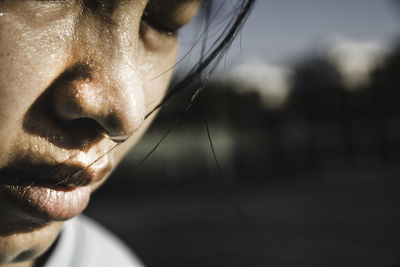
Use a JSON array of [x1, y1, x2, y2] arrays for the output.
[[145, 0, 256, 119], [75, 0, 256, 174]]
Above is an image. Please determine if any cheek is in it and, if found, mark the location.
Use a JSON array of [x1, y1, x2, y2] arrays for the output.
[[0, 14, 75, 163], [0, 21, 73, 112], [109, 41, 178, 166], [137, 42, 179, 113], [0, 6, 77, 107]]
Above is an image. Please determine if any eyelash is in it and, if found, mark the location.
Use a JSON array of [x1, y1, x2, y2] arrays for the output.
[[38, 1, 178, 37], [141, 11, 177, 36]]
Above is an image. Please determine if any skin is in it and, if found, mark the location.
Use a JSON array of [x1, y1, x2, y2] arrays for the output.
[[0, 0, 201, 266]]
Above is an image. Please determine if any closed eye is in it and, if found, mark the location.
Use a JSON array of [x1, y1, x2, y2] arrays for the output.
[[141, 0, 201, 36], [141, 11, 178, 36]]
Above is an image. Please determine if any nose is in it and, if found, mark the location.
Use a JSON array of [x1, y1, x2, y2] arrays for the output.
[[51, 12, 146, 143], [51, 64, 145, 143]]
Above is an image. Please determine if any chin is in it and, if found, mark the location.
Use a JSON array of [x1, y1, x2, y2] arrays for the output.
[[0, 221, 63, 265], [0, 161, 115, 266]]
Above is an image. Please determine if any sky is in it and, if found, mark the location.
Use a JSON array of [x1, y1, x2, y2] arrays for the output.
[[214, 0, 400, 107], [226, 0, 400, 65], [178, 0, 400, 75]]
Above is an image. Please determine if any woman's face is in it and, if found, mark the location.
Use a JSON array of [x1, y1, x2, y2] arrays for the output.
[[0, 0, 200, 265]]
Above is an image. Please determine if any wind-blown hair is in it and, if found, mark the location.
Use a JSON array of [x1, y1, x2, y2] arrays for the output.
[[146, 0, 256, 118], [82, 0, 256, 170]]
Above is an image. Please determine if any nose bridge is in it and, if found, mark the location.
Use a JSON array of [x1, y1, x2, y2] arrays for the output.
[[91, 58, 145, 140], [100, 58, 146, 140], [54, 16, 145, 142]]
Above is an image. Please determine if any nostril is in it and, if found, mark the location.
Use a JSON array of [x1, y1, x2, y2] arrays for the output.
[[98, 113, 136, 143], [68, 117, 131, 143], [108, 135, 130, 143], [50, 65, 145, 143]]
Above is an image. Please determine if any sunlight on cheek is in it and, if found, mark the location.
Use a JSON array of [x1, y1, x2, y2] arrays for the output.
[[137, 43, 178, 114]]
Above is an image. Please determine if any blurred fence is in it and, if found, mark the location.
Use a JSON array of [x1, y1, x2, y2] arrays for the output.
[[104, 43, 400, 187], [86, 42, 400, 267]]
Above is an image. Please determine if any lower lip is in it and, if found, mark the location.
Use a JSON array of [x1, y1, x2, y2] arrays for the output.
[[1, 156, 112, 222], [2, 184, 91, 221]]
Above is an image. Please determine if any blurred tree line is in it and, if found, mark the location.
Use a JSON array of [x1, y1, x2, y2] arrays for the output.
[[102, 41, 400, 188]]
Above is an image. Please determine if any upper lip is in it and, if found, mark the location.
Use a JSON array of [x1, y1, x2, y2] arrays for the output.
[[0, 157, 110, 189], [0, 133, 116, 189]]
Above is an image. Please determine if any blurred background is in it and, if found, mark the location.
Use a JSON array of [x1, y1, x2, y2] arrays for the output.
[[85, 1, 400, 266]]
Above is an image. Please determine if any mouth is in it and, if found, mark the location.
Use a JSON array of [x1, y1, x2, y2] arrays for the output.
[[0, 154, 112, 222]]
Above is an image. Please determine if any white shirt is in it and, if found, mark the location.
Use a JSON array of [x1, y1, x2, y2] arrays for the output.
[[43, 215, 144, 267]]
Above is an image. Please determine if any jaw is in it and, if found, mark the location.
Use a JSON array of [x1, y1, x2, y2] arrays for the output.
[[0, 221, 63, 266]]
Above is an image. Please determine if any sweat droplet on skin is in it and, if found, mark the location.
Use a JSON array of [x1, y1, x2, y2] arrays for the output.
[[76, 151, 90, 165], [22, 142, 29, 151], [60, 149, 70, 162]]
